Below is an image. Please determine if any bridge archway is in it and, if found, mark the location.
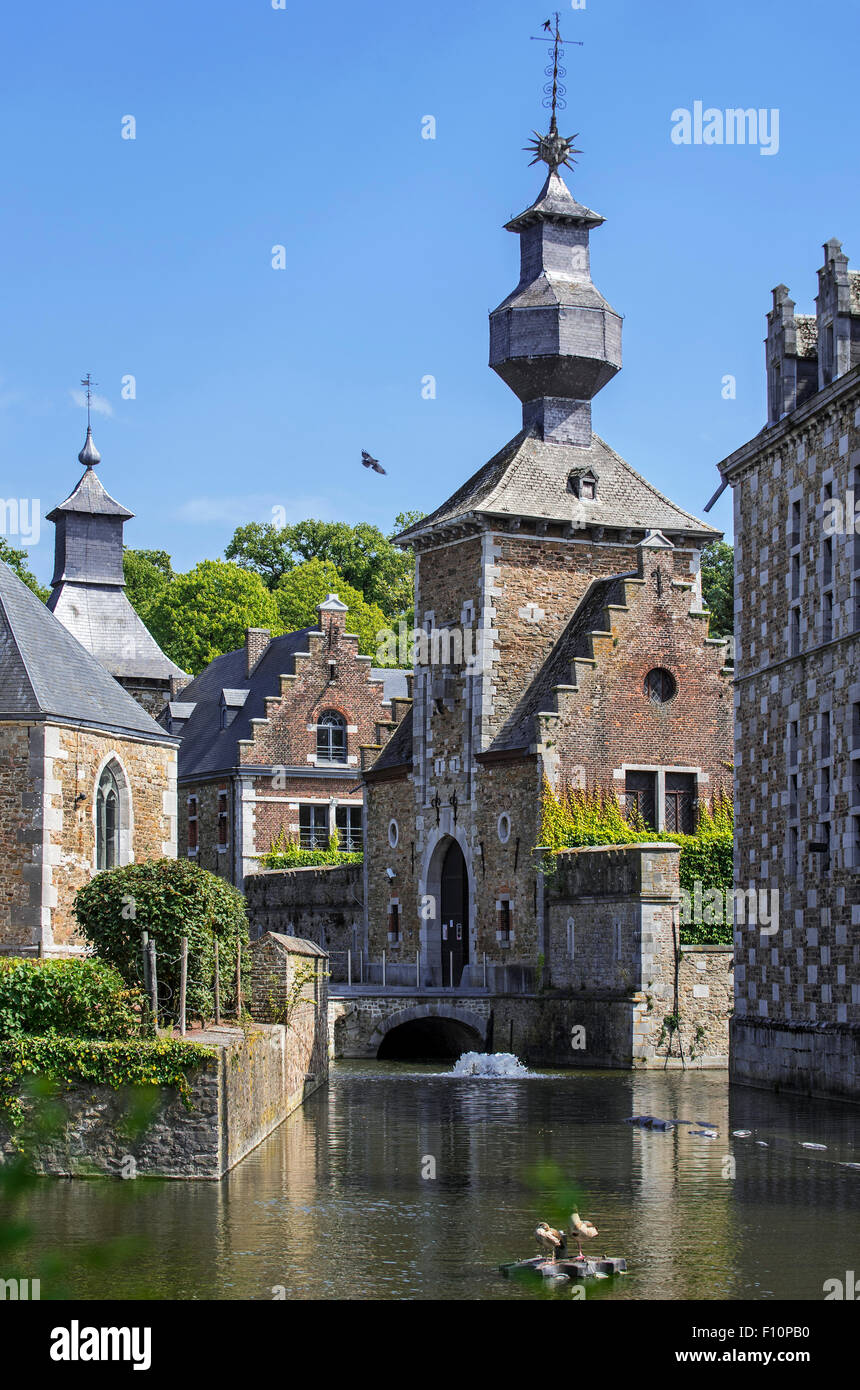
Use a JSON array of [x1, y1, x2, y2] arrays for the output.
[[370, 1004, 487, 1061]]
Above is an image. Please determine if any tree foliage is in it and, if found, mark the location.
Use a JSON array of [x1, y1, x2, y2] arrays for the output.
[[226, 518, 414, 619], [274, 558, 391, 660], [700, 540, 734, 637], [0, 538, 49, 602], [123, 548, 175, 626], [74, 858, 249, 1026], [146, 559, 282, 674]]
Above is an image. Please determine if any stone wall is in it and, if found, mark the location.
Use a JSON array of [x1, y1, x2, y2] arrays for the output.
[[731, 1017, 860, 1104], [724, 340, 860, 1102], [0, 720, 177, 955], [0, 1024, 312, 1180], [542, 842, 731, 1067], [245, 866, 363, 978], [249, 931, 329, 1107]]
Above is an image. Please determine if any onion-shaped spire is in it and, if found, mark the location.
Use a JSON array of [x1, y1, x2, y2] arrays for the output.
[[78, 425, 101, 469]]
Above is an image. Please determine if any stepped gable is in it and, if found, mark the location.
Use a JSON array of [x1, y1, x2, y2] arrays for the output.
[[173, 630, 315, 779], [0, 560, 173, 742], [487, 573, 632, 755], [364, 704, 414, 778]]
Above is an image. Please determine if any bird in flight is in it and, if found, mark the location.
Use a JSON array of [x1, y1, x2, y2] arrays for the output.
[[361, 450, 386, 475]]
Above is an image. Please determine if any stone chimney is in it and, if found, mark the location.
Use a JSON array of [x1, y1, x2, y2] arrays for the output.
[[246, 628, 270, 678]]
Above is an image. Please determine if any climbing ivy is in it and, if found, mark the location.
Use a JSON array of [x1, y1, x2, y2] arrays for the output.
[[0, 1036, 215, 1128], [537, 780, 734, 944]]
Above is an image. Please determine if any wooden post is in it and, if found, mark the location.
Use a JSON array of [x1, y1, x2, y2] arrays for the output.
[[214, 939, 221, 1025], [236, 946, 242, 1019], [141, 929, 150, 999], [148, 940, 159, 1031], [179, 936, 188, 1036]]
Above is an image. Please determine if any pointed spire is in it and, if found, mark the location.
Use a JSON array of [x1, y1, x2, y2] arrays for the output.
[[78, 425, 101, 469]]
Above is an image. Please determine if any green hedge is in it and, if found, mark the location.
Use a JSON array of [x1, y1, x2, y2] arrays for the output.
[[74, 858, 249, 1025], [0, 958, 142, 1041]]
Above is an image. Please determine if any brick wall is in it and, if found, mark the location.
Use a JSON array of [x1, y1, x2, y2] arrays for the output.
[[245, 864, 363, 976]]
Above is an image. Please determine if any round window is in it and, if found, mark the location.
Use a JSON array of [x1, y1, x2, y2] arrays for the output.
[[497, 812, 511, 844], [388, 819, 399, 848], [644, 668, 677, 704]]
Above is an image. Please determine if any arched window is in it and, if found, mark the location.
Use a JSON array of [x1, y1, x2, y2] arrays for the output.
[[316, 711, 347, 763], [96, 764, 121, 870]]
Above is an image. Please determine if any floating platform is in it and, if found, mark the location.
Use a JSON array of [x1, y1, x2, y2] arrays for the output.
[[500, 1254, 627, 1281]]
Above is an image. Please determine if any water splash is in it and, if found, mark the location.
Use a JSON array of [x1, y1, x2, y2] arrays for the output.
[[451, 1051, 530, 1077]]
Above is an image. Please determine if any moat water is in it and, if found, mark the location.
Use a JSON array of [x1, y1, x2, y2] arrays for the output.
[[10, 1063, 860, 1300]]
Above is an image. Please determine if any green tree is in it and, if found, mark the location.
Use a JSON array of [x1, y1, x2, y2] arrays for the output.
[[123, 548, 174, 625], [700, 540, 734, 637], [391, 509, 426, 536], [74, 858, 249, 1026], [274, 558, 393, 661], [0, 538, 49, 602], [147, 559, 282, 674], [226, 519, 414, 619]]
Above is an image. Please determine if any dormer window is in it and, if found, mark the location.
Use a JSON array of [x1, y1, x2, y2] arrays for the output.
[[568, 468, 597, 500], [220, 689, 249, 730], [316, 710, 347, 763]]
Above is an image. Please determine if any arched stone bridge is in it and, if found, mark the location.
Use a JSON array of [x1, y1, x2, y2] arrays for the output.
[[329, 991, 493, 1059]]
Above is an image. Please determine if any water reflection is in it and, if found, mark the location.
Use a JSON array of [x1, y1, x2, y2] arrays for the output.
[[9, 1064, 859, 1300]]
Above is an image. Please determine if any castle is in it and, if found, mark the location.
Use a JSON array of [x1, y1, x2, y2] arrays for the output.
[[360, 144, 733, 989], [716, 239, 860, 1102]]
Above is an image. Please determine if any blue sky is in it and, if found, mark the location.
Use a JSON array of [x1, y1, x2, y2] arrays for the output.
[[2, 0, 857, 584]]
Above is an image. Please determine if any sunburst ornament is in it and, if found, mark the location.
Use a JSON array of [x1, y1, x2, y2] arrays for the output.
[[524, 123, 582, 174]]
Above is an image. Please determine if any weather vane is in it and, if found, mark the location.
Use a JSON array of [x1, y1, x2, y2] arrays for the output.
[[524, 13, 583, 174], [80, 372, 98, 430]]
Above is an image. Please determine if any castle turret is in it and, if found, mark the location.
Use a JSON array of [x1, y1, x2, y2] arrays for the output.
[[47, 420, 187, 717], [489, 167, 622, 446]]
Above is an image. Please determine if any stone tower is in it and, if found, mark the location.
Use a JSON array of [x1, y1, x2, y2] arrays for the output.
[[47, 426, 187, 717], [489, 168, 622, 446]]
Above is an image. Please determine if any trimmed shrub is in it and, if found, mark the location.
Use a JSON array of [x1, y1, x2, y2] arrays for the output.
[[74, 859, 249, 1025], [0, 958, 142, 1041]]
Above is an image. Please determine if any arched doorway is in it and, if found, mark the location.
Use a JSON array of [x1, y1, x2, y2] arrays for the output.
[[440, 839, 469, 986]]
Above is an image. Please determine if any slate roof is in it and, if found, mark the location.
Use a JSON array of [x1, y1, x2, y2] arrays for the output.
[[504, 169, 604, 231], [0, 561, 176, 742], [48, 584, 187, 682], [365, 704, 414, 777], [395, 429, 719, 544], [46, 466, 133, 521], [175, 632, 409, 780]]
